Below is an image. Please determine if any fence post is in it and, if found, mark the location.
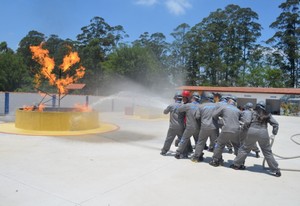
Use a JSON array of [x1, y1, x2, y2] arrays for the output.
[[4, 92, 9, 114], [86, 95, 89, 107], [52, 95, 56, 108]]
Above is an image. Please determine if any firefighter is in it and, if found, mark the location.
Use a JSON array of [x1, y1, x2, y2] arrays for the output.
[[209, 96, 242, 167], [175, 92, 201, 159], [215, 95, 234, 154], [160, 92, 184, 155], [174, 90, 190, 147], [191, 93, 218, 162], [240, 102, 260, 158], [230, 101, 281, 177]]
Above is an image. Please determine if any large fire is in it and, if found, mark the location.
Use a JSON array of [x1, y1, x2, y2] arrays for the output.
[[30, 43, 85, 95]]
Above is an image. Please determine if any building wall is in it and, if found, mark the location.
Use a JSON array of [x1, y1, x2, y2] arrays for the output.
[[214, 92, 284, 114]]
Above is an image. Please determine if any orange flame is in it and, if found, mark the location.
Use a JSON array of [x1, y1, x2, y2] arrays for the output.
[[37, 104, 46, 112], [22, 104, 45, 112], [30, 43, 56, 86], [60, 52, 80, 72], [23, 105, 35, 111], [30, 43, 85, 95], [74, 103, 92, 112]]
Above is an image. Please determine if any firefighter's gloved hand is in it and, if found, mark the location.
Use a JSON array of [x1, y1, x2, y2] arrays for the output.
[[270, 134, 275, 140]]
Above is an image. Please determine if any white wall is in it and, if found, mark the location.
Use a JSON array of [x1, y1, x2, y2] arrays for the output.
[[220, 92, 285, 102]]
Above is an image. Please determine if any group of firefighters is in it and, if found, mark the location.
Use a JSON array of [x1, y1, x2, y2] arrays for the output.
[[160, 90, 281, 177]]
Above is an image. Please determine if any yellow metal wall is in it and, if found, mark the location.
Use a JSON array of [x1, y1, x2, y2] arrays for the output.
[[15, 109, 99, 131]]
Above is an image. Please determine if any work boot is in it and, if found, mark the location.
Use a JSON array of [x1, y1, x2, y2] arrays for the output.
[[181, 153, 189, 159], [255, 151, 260, 158], [209, 159, 223, 167], [190, 153, 204, 163], [160, 151, 167, 156], [270, 170, 281, 177], [230, 164, 246, 170], [174, 153, 180, 159], [190, 156, 198, 162]]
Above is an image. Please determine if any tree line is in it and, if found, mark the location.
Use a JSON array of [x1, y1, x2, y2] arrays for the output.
[[0, 0, 299, 95]]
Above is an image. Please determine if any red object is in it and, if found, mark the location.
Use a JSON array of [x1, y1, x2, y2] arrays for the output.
[[182, 90, 190, 97]]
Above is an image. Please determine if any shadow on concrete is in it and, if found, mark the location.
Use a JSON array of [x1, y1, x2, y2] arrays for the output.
[[226, 160, 270, 175], [50, 130, 160, 151]]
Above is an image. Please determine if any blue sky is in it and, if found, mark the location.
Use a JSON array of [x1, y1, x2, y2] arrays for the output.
[[1, 0, 284, 51]]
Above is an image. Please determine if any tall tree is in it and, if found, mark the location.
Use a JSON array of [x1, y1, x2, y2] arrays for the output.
[[77, 16, 127, 54], [76, 16, 127, 94], [16, 30, 46, 91], [222, 4, 261, 85], [0, 42, 31, 91], [102, 45, 168, 94], [168, 23, 191, 86], [267, 0, 300, 87], [17, 30, 46, 66], [183, 4, 261, 86], [133, 32, 169, 64]]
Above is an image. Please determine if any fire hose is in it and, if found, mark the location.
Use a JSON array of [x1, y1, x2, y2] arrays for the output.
[[262, 134, 300, 172]]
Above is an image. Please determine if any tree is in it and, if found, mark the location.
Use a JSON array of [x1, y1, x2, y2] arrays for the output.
[[168, 23, 191, 86], [267, 0, 300, 87], [222, 5, 261, 85], [76, 16, 128, 94], [15, 31, 46, 90], [0, 42, 31, 91], [77, 16, 127, 53], [102, 45, 168, 94], [191, 9, 227, 86], [17, 30, 46, 66], [133, 32, 169, 63], [182, 5, 261, 86], [0, 42, 14, 54], [78, 38, 105, 94]]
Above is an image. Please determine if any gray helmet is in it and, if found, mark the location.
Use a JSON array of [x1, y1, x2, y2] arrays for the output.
[[174, 91, 183, 100], [256, 101, 266, 111], [192, 92, 201, 101], [220, 95, 228, 102], [244, 102, 253, 109], [227, 95, 237, 102], [203, 92, 214, 102]]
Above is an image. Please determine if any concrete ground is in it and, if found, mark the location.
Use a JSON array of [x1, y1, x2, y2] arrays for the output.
[[0, 112, 300, 206]]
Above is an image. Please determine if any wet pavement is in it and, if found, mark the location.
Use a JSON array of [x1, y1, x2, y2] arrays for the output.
[[0, 112, 300, 206]]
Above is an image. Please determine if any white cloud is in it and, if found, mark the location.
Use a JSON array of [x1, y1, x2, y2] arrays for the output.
[[165, 0, 192, 15], [134, 0, 158, 6], [134, 0, 192, 15]]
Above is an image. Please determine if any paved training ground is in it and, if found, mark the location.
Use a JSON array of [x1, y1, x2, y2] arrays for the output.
[[0, 112, 300, 206]]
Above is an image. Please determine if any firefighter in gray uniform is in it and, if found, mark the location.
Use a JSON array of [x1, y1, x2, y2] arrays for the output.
[[231, 101, 281, 177], [191, 93, 218, 162], [209, 96, 242, 166], [216, 96, 234, 154], [175, 92, 201, 159], [174, 90, 191, 147], [160, 92, 184, 155], [240, 102, 260, 158]]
